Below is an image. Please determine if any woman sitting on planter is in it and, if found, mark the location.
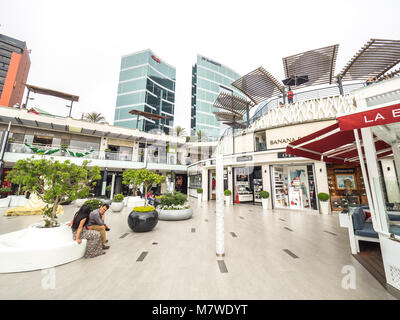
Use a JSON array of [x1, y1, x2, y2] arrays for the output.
[[67, 205, 105, 258]]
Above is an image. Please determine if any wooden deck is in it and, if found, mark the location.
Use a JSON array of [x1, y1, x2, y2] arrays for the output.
[[353, 242, 387, 288]]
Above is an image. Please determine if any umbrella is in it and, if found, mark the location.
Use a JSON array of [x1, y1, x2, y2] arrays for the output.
[[282, 75, 309, 87]]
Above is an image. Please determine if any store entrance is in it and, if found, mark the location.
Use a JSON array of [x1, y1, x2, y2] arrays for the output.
[[271, 164, 317, 210]]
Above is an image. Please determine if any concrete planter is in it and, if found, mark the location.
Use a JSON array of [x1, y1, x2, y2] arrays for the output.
[[262, 198, 269, 210], [75, 198, 88, 207], [197, 194, 202, 203], [225, 196, 231, 206], [158, 207, 193, 221], [110, 201, 124, 212], [0, 222, 86, 273], [0, 197, 10, 208], [319, 201, 330, 215], [9, 195, 26, 207]]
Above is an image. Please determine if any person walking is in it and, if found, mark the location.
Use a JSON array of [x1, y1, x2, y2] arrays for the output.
[[67, 205, 105, 258], [287, 87, 294, 104], [87, 204, 110, 250]]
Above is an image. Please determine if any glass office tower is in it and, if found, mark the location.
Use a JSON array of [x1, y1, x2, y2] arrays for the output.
[[114, 49, 175, 134], [191, 55, 244, 138]]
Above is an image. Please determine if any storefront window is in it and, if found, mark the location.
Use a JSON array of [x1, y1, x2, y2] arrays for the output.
[[254, 131, 266, 152], [234, 167, 253, 203], [189, 174, 202, 189], [271, 164, 317, 210]]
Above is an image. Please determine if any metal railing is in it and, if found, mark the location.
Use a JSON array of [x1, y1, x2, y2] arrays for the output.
[[250, 82, 365, 124]]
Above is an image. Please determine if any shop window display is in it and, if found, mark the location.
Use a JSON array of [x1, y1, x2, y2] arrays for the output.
[[271, 165, 316, 210], [234, 167, 253, 202]]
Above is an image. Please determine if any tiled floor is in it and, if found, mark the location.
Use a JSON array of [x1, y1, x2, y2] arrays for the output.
[[0, 199, 396, 300]]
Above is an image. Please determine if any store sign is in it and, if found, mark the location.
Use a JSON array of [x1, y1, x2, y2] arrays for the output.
[[266, 120, 336, 150], [152, 55, 161, 63], [201, 56, 221, 67], [277, 152, 297, 159], [236, 155, 253, 162], [334, 168, 355, 174], [338, 103, 400, 131]]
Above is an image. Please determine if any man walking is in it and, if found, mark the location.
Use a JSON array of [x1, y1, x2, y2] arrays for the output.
[[88, 203, 110, 250]]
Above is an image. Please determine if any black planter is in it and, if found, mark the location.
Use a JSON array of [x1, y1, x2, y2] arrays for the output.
[[128, 209, 158, 232]]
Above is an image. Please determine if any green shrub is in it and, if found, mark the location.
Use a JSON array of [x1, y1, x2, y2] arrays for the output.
[[0, 187, 11, 194], [113, 194, 124, 202], [161, 192, 187, 207], [84, 199, 104, 211], [106, 185, 111, 192], [133, 206, 155, 212], [197, 188, 203, 194], [317, 193, 330, 202], [260, 191, 270, 199], [224, 189, 231, 196]]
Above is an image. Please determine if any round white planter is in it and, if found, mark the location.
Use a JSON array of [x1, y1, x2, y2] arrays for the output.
[[0, 197, 10, 208], [158, 207, 193, 221], [225, 196, 231, 206], [110, 201, 124, 212], [9, 195, 26, 207], [319, 201, 330, 215], [0, 222, 86, 273], [75, 198, 88, 207], [262, 198, 269, 210]]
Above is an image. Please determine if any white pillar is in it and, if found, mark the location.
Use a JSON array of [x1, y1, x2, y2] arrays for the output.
[[110, 173, 116, 200], [380, 158, 400, 203], [392, 143, 400, 184], [201, 167, 208, 202], [314, 161, 330, 213], [361, 127, 388, 233], [262, 164, 271, 208], [216, 145, 224, 257], [227, 166, 233, 204]]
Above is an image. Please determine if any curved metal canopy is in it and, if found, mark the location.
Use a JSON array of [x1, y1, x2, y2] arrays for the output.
[[213, 91, 254, 114], [213, 111, 243, 122], [231, 66, 283, 105], [339, 39, 400, 81], [283, 44, 339, 88]]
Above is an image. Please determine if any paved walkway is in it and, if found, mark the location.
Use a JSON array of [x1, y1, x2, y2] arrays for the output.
[[0, 199, 395, 299]]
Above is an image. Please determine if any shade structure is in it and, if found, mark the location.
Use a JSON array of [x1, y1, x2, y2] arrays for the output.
[[339, 39, 400, 81], [223, 121, 247, 128], [231, 66, 283, 105], [25, 84, 79, 102], [213, 111, 243, 122], [128, 109, 168, 120], [213, 91, 255, 115], [283, 44, 339, 88], [286, 123, 392, 164]]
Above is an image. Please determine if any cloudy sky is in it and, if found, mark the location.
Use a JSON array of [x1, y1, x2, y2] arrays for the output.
[[1, 0, 400, 133]]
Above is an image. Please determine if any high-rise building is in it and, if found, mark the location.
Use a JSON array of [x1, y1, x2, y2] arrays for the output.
[[191, 55, 244, 138], [114, 49, 175, 134], [0, 34, 31, 108]]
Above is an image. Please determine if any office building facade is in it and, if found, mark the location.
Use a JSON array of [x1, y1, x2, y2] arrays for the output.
[[0, 34, 31, 108], [191, 55, 244, 138], [114, 49, 175, 134]]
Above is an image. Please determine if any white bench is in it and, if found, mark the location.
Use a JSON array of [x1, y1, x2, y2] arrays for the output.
[[0, 223, 86, 273]]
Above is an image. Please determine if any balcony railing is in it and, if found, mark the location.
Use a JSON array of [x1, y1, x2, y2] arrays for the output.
[[6, 142, 100, 159]]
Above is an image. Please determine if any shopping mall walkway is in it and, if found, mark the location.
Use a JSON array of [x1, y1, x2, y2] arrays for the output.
[[0, 199, 395, 300]]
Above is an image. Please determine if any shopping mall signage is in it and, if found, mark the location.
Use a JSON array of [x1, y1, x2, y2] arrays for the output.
[[236, 155, 253, 162], [266, 120, 337, 150], [277, 152, 297, 159], [338, 103, 400, 131]]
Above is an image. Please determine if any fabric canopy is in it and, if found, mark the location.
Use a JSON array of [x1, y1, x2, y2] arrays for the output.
[[286, 122, 392, 164]]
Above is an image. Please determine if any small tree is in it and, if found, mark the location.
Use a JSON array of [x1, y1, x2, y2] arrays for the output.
[[6, 158, 101, 227], [122, 169, 137, 196], [130, 169, 166, 207]]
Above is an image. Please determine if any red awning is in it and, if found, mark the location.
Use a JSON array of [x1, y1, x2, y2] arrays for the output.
[[338, 103, 400, 131], [286, 122, 392, 164]]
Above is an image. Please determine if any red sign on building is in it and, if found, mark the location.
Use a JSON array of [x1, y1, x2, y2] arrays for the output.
[[151, 55, 160, 63], [338, 103, 400, 131]]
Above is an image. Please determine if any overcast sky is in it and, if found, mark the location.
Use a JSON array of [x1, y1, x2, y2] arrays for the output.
[[1, 0, 400, 133]]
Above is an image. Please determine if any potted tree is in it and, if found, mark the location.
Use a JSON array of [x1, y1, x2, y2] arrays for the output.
[[224, 189, 231, 206], [111, 193, 124, 212], [84, 199, 104, 211], [260, 191, 270, 210], [318, 192, 330, 215], [158, 192, 192, 220], [127, 169, 165, 232], [197, 188, 203, 203], [6, 158, 100, 226]]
